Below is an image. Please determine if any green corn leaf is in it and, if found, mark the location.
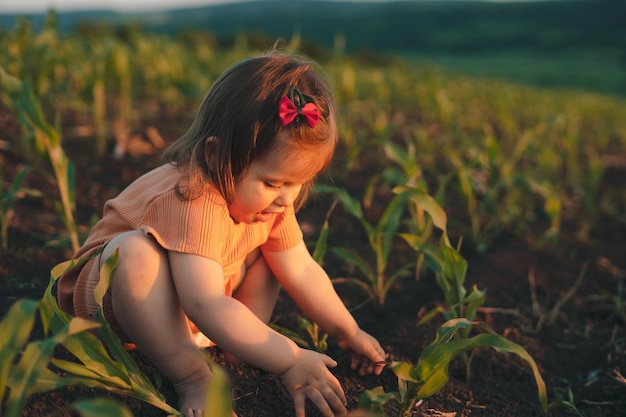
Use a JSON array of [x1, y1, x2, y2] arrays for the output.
[[5, 317, 100, 417], [0, 299, 39, 400], [43, 263, 118, 376], [315, 184, 364, 220], [393, 185, 450, 246], [21, 367, 71, 393], [391, 361, 418, 382], [41, 257, 90, 335], [44, 253, 177, 414], [437, 240, 468, 311], [312, 215, 330, 264], [359, 385, 401, 411], [312, 200, 337, 265], [463, 285, 487, 322], [376, 192, 407, 262], [49, 357, 129, 388], [415, 360, 452, 398], [406, 319, 547, 413], [397, 232, 429, 252], [416, 305, 445, 326], [417, 318, 471, 361], [383, 142, 411, 168], [73, 398, 134, 417], [93, 249, 177, 412], [269, 323, 310, 349], [59, 320, 133, 381], [330, 247, 375, 282]]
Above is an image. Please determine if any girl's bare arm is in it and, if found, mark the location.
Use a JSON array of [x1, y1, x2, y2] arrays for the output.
[[168, 249, 348, 416], [168, 251, 300, 374], [264, 241, 361, 340]]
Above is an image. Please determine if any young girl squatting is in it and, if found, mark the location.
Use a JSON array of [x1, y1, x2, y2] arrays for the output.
[[57, 52, 386, 417]]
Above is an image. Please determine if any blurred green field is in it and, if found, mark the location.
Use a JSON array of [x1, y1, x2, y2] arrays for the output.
[[403, 50, 626, 98], [1, 10, 625, 253]]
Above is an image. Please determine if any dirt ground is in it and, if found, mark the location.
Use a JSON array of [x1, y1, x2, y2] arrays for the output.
[[1, 112, 625, 417]]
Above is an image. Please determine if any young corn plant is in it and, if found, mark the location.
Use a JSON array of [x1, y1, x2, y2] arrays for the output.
[[548, 388, 588, 417], [315, 184, 413, 309], [395, 184, 547, 402], [359, 318, 548, 417], [1, 249, 233, 417], [396, 185, 485, 381], [271, 316, 329, 354], [374, 137, 446, 281], [445, 135, 562, 253], [0, 65, 80, 251], [0, 165, 33, 250]]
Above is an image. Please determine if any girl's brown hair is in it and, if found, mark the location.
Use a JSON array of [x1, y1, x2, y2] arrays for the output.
[[162, 51, 338, 209]]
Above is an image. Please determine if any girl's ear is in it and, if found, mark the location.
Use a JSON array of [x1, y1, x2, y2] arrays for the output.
[[204, 136, 218, 171]]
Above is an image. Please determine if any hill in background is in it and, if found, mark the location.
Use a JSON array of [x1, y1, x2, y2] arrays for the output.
[[1, 0, 625, 96]]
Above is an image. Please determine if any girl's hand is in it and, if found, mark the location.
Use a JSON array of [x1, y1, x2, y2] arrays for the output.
[[337, 329, 386, 376], [280, 348, 347, 417]]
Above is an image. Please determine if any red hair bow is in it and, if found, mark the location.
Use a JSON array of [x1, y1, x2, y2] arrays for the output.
[[278, 86, 320, 128]]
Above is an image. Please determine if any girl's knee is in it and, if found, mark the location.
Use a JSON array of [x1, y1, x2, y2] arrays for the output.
[[102, 231, 169, 292]]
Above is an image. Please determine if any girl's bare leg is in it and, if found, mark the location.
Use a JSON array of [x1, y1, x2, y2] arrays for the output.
[[220, 250, 281, 365], [233, 250, 282, 324], [102, 231, 211, 417]]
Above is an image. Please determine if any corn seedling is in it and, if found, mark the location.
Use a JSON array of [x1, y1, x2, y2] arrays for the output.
[[404, 221, 488, 382], [271, 316, 329, 354], [297, 316, 329, 353], [395, 185, 544, 390], [0, 165, 30, 250], [0, 65, 80, 252], [446, 134, 562, 252], [315, 184, 412, 308], [372, 137, 448, 281], [359, 318, 548, 417], [548, 388, 587, 417]]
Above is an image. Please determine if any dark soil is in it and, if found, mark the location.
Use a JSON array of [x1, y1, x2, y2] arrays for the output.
[[1, 112, 625, 417]]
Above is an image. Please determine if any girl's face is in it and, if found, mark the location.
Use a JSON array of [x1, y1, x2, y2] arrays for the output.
[[228, 131, 330, 224]]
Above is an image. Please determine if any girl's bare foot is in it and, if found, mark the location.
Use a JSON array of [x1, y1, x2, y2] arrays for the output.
[[173, 367, 213, 417]]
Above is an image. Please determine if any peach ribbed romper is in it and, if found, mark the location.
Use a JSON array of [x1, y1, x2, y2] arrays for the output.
[[57, 163, 303, 344]]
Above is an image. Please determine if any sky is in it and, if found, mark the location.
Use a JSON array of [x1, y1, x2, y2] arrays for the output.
[[0, 0, 560, 14]]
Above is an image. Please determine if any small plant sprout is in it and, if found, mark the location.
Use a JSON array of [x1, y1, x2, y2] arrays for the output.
[[359, 318, 548, 417], [315, 184, 413, 309], [271, 317, 329, 353], [0, 165, 31, 250], [548, 388, 587, 417]]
